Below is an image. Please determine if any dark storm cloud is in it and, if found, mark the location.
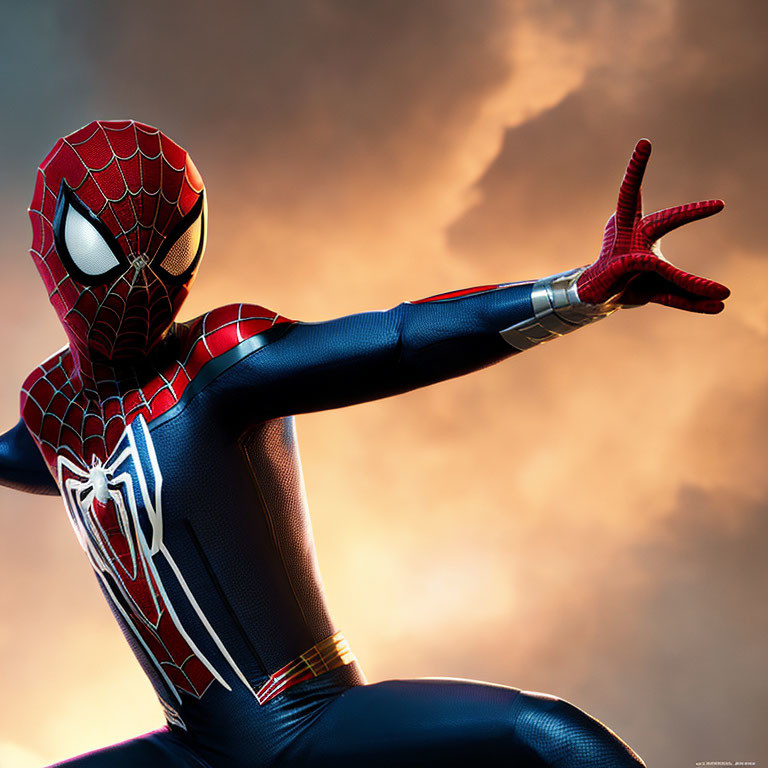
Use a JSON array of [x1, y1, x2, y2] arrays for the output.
[[512, 482, 768, 764], [449, 0, 768, 262], [57, 0, 516, 214], [591, 486, 768, 764]]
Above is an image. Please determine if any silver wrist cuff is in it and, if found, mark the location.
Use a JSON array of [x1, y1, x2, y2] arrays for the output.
[[500, 267, 617, 351]]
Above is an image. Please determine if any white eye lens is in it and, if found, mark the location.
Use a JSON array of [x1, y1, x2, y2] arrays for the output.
[[160, 205, 205, 277], [64, 205, 121, 276]]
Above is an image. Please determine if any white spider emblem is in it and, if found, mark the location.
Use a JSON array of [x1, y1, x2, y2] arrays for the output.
[[56, 414, 258, 718]]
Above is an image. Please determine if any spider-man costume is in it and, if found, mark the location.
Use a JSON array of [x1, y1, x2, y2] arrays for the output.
[[0, 121, 728, 767]]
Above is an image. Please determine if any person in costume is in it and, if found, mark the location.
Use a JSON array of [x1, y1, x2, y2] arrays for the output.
[[1, 121, 728, 767]]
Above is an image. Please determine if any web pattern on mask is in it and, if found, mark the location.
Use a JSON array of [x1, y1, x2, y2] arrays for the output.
[[29, 119, 203, 361]]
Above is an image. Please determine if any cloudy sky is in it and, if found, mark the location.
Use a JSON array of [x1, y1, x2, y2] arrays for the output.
[[0, 1, 765, 765]]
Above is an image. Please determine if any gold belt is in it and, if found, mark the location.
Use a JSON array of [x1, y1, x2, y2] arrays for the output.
[[255, 630, 356, 705]]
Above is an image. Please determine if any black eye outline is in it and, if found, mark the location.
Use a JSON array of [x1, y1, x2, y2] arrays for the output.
[[53, 182, 128, 286], [152, 193, 206, 284]]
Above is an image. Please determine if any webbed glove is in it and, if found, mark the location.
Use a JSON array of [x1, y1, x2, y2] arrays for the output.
[[576, 139, 729, 313]]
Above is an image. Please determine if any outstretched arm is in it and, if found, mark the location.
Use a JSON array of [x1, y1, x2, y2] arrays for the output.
[[0, 418, 59, 495], [210, 140, 728, 427]]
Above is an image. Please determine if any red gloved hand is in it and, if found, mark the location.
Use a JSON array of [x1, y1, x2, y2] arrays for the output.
[[576, 139, 730, 314]]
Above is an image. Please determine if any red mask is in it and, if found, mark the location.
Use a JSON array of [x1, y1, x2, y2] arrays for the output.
[[29, 119, 206, 362]]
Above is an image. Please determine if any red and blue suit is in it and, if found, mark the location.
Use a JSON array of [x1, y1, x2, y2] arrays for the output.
[[1, 122, 728, 767]]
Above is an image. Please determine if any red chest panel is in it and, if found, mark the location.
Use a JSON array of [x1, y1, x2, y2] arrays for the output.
[[90, 495, 215, 698]]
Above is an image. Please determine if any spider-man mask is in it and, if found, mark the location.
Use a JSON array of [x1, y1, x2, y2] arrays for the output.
[[29, 120, 206, 363]]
